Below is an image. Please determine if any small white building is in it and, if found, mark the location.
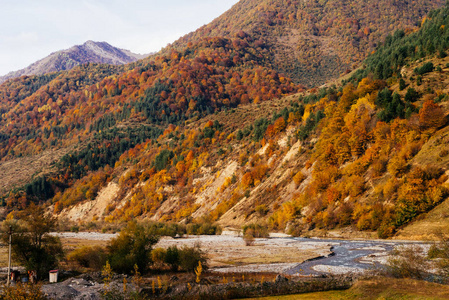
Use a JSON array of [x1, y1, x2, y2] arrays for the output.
[[49, 270, 59, 283]]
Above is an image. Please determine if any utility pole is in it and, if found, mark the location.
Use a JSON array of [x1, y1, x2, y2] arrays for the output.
[[7, 226, 12, 286]]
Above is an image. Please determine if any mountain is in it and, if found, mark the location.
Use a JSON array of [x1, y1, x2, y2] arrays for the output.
[[171, 0, 445, 87], [0, 41, 148, 84], [1, 0, 449, 240], [0, 35, 297, 195]]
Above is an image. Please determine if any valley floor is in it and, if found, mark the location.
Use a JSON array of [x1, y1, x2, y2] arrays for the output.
[[54, 231, 427, 276], [3, 232, 443, 299]]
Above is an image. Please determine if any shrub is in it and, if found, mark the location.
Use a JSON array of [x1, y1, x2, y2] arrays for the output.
[[416, 75, 422, 85], [371, 156, 388, 177], [242, 223, 269, 238], [186, 222, 222, 235], [179, 243, 208, 272], [428, 234, 449, 277], [404, 87, 420, 102], [377, 222, 395, 239], [164, 246, 180, 271], [356, 213, 372, 231], [399, 78, 406, 91], [383, 178, 399, 198], [243, 234, 255, 246], [346, 175, 366, 197], [67, 246, 107, 271], [414, 62, 434, 75], [151, 247, 167, 266], [255, 204, 269, 216], [0, 282, 46, 300], [419, 100, 445, 129], [146, 222, 186, 237], [268, 199, 303, 230], [293, 171, 306, 186], [153, 149, 174, 171], [287, 222, 303, 237], [383, 245, 428, 279], [107, 222, 158, 274], [387, 154, 408, 177], [438, 149, 449, 158]]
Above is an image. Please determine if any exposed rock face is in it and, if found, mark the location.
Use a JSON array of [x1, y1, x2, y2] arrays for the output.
[[0, 41, 148, 83], [58, 182, 120, 223]]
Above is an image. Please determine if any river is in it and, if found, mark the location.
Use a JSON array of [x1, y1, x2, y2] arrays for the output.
[[284, 237, 426, 276]]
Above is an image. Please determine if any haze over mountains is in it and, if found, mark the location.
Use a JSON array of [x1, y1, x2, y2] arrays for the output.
[[1, 0, 449, 240], [0, 41, 148, 84]]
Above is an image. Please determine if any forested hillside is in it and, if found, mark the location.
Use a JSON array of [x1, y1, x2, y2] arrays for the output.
[[1, 1, 449, 239], [0, 35, 297, 206], [171, 0, 445, 86]]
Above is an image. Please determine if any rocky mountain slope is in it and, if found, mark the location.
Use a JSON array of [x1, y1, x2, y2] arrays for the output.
[[0, 41, 148, 84]]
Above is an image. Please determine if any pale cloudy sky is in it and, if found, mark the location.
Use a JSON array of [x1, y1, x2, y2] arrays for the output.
[[0, 0, 239, 75]]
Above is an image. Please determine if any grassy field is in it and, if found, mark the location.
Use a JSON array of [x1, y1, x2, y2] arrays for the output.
[[0, 246, 7, 269], [244, 277, 449, 300]]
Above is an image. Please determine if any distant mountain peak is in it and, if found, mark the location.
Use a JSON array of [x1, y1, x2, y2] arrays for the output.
[[0, 41, 148, 84]]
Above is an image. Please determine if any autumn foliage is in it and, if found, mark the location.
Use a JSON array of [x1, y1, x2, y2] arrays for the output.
[[2, 0, 449, 242]]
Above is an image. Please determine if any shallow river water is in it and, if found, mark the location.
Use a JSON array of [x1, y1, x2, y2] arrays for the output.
[[284, 237, 424, 276]]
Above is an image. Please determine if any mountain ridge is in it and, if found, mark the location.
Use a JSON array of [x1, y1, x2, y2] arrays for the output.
[[170, 0, 446, 87], [0, 40, 148, 84]]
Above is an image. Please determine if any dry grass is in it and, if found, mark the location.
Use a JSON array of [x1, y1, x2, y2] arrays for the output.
[[0, 236, 109, 270], [245, 277, 449, 299], [412, 126, 449, 170], [60, 237, 109, 254], [220, 247, 322, 265], [186, 93, 299, 135], [0, 146, 74, 195], [0, 246, 8, 268]]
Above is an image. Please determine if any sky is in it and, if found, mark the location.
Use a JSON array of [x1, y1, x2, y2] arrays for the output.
[[0, 0, 239, 76]]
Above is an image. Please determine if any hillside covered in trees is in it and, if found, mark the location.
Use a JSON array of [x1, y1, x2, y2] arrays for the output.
[[171, 0, 445, 87], [1, 0, 449, 239]]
